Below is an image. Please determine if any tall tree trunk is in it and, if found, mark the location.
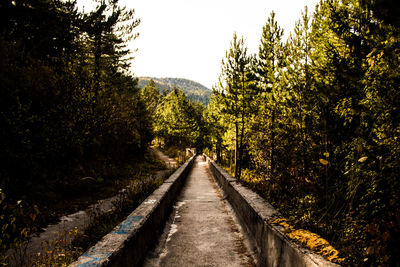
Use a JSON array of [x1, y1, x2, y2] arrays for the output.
[[299, 89, 307, 176], [238, 130, 244, 180], [270, 107, 276, 176], [238, 74, 246, 180], [94, 32, 101, 97], [216, 140, 222, 163], [235, 121, 239, 178], [302, 40, 309, 176]]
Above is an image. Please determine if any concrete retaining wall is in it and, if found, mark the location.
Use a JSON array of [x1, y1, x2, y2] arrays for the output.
[[69, 155, 196, 267], [206, 156, 339, 267]]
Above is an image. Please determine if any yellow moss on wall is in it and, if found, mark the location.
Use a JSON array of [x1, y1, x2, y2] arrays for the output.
[[269, 218, 344, 264]]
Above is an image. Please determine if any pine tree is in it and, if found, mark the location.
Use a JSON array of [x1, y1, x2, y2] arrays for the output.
[[251, 11, 285, 177], [82, 0, 140, 95], [216, 33, 254, 179], [141, 79, 161, 113], [205, 93, 228, 163], [285, 7, 313, 176], [154, 88, 201, 149]]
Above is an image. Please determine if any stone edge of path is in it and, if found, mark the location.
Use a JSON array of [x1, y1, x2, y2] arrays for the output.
[[205, 155, 340, 267], [69, 155, 196, 267]]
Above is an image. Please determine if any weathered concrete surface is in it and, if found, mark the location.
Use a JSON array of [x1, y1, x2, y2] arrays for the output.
[[8, 148, 178, 266], [206, 156, 339, 267], [143, 156, 256, 267], [9, 183, 126, 266], [69, 155, 195, 267]]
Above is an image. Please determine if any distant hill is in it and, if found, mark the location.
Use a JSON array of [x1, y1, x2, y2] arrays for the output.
[[137, 77, 212, 105]]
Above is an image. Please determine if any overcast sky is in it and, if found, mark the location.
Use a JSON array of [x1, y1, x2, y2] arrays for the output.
[[80, 0, 320, 89]]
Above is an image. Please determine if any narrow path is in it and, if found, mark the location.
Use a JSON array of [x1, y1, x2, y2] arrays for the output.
[[143, 156, 256, 267], [150, 147, 178, 169], [8, 148, 176, 266]]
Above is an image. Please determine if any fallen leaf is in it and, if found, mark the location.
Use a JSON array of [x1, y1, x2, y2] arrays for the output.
[[319, 159, 329, 165], [358, 156, 368, 163]]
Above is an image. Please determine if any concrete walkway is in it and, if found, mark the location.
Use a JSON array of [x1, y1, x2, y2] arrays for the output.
[[143, 156, 256, 267]]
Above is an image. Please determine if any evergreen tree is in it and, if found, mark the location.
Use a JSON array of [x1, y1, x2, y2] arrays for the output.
[[82, 0, 140, 94], [0, 0, 149, 240], [205, 93, 228, 163], [154, 88, 201, 149], [206, 1, 400, 264], [286, 7, 313, 176], [141, 79, 161, 114], [251, 11, 285, 177], [216, 33, 254, 179]]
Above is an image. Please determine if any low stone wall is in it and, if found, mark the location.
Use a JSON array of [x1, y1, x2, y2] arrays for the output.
[[206, 156, 339, 267], [69, 155, 196, 267]]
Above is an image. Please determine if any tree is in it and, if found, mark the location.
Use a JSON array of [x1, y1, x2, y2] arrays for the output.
[[251, 11, 285, 177], [205, 0, 400, 265], [154, 88, 201, 149], [285, 7, 313, 176], [205, 93, 228, 163], [216, 33, 254, 179], [0, 0, 151, 243], [0, 0, 80, 66], [82, 0, 140, 95], [141, 79, 161, 112]]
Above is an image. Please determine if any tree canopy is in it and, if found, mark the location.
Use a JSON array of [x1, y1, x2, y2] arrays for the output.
[[205, 0, 400, 265], [0, 0, 149, 234]]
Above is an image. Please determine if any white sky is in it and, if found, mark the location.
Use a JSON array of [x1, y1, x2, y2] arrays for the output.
[[80, 0, 320, 89]]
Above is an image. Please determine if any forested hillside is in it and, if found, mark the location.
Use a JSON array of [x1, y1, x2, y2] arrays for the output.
[[138, 77, 212, 105]]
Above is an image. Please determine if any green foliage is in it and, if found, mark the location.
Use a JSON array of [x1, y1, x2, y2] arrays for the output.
[[0, 189, 39, 265], [154, 87, 206, 150], [31, 228, 82, 266], [214, 33, 255, 179], [250, 11, 285, 178], [71, 172, 168, 260], [0, 0, 153, 241], [204, 93, 229, 163], [206, 0, 400, 265]]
